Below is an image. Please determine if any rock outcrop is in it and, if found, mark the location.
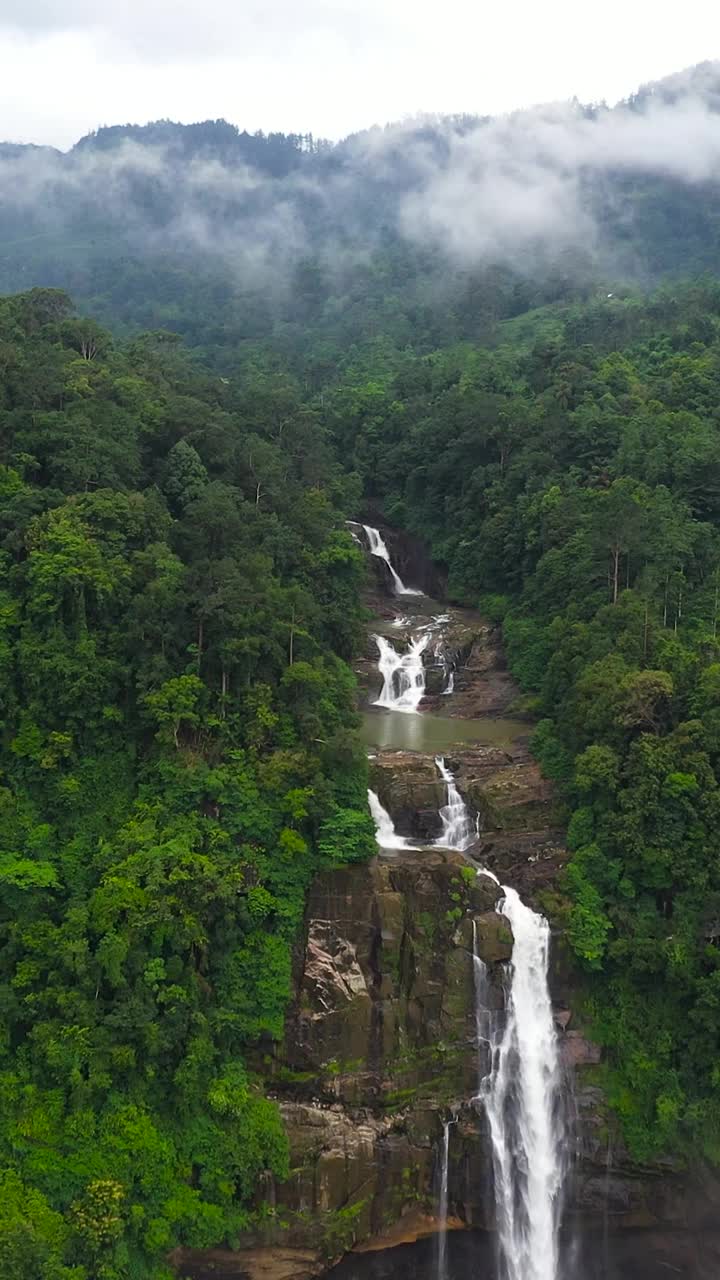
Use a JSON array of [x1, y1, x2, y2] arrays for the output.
[[173, 851, 503, 1280], [369, 742, 565, 901], [173, 837, 720, 1280], [172, 536, 720, 1280], [355, 596, 520, 723]]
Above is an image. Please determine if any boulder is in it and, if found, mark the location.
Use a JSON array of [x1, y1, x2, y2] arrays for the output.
[[369, 753, 444, 841], [466, 760, 558, 833], [562, 1030, 602, 1068]]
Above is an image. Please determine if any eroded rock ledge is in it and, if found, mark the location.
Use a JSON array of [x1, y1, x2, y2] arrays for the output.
[[369, 743, 564, 895], [172, 537, 720, 1280], [172, 840, 720, 1280]]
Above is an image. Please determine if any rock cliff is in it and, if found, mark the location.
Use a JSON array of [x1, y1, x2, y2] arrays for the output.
[[174, 826, 720, 1279], [172, 528, 720, 1280]]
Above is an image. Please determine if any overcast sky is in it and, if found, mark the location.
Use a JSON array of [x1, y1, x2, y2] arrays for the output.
[[1, 0, 719, 149]]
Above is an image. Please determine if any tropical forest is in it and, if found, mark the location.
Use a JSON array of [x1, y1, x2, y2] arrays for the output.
[[1, 59, 720, 1280]]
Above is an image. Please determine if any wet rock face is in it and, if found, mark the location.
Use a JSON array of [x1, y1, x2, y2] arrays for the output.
[[563, 1031, 602, 1068], [282, 853, 502, 1104], [170, 852, 508, 1280], [174, 1216, 720, 1280], [188, 847, 720, 1280], [442, 625, 518, 720], [368, 743, 566, 903], [369, 744, 551, 837], [369, 753, 445, 841], [465, 753, 556, 832], [169, 1246, 322, 1280], [321, 1225, 720, 1280], [171, 859, 720, 1280], [363, 521, 447, 600], [172, 551, 720, 1280], [356, 595, 521, 720]]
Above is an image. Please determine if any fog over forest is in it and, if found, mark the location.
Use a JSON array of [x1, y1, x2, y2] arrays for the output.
[[2, 60, 720, 327], [4, 50, 720, 1280]]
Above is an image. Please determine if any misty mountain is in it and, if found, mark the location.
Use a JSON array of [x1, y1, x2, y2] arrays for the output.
[[2, 62, 720, 348]]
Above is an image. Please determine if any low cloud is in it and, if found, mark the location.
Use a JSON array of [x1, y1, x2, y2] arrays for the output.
[[396, 90, 720, 262], [0, 71, 719, 289]]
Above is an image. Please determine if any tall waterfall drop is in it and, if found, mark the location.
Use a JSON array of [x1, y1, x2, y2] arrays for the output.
[[367, 790, 417, 851], [476, 888, 565, 1280], [436, 1117, 453, 1280], [373, 633, 428, 713], [362, 525, 422, 595], [435, 757, 476, 850]]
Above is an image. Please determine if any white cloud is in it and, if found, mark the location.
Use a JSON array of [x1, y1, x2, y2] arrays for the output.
[[0, 0, 718, 147]]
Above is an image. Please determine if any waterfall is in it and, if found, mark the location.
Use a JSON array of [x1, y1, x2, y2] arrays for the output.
[[368, 789, 417, 850], [434, 757, 475, 850], [362, 524, 422, 596], [433, 640, 455, 696], [476, 886, 565, 1280], [472, 920, 492, 1091], [373, 633, 429, 713], [436, 1117, 453, 1280]]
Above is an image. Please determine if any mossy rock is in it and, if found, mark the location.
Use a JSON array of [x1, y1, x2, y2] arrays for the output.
[[473, 911, 513, 963]]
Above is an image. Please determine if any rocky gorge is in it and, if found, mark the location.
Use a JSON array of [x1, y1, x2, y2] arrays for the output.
[[172, 524, 720, 1280]]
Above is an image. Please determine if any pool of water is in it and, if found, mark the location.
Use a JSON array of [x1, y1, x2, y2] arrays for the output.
[[361, 708, 529, 753], [370, 601, 463, 638]]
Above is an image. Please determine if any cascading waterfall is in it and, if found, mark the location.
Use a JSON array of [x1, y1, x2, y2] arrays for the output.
[[434, 756, 476, 850], [436, 1117, 453, 1280], [367, 789, 417, 851], [475, 887, 565, 1280], [359, 519, 566, 1276], [373, 633, 429, 713], [362, 524, 422, 595]]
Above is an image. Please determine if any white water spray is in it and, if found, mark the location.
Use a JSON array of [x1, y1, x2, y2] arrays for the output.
[[436, 1117, 453, 1280], [362, 524, 422, 595], [373, 633, 429, 713], [368, 790, 417, 851], [475, 887, 565, 1280], [434, 757, 475, 850]]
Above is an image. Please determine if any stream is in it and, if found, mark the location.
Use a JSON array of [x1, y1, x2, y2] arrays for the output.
[[358, 523, 567, 1280]]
